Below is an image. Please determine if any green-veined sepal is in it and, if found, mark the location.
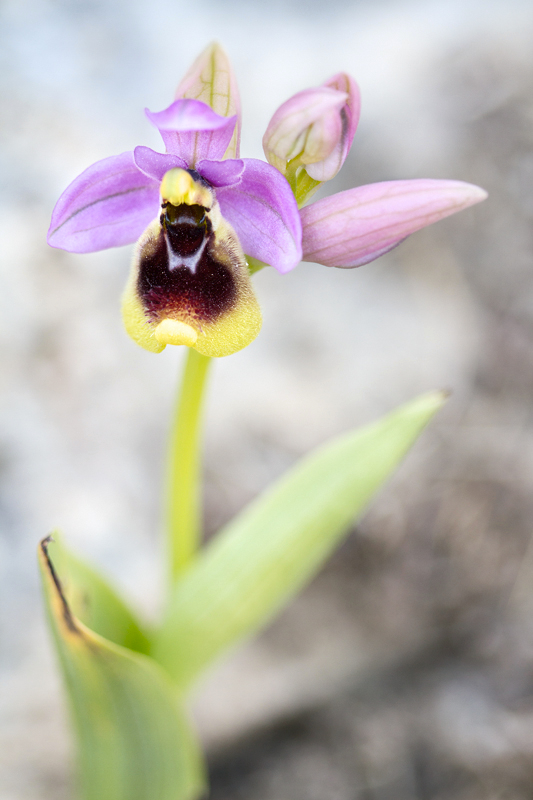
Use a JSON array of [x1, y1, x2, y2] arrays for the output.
[[175, 42, 241, 160]]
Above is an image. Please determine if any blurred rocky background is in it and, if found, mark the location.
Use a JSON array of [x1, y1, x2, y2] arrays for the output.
[[2, 0, 533, 798]]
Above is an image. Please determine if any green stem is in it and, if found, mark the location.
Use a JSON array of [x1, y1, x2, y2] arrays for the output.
[[167, 348, 211, 582]]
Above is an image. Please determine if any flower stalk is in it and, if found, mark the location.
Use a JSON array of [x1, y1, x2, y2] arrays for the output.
[[167, 349, 211, 581]]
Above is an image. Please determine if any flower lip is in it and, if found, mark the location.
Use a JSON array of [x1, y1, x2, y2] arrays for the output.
[[123, 176, 263, 357], [162, 202, 209, 264], [138, 220, 236, 323]]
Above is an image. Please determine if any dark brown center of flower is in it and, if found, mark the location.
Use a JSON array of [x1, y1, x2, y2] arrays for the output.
[[163, 202, 207, 257], [137, 203, 236, 324]]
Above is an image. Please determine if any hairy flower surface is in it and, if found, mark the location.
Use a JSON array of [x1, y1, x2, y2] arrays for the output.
[[48, 43, 487, 357]]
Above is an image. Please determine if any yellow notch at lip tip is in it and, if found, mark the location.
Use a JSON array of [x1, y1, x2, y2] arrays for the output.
[[154, 319, 198, 347], [160, 168, 212, 208]]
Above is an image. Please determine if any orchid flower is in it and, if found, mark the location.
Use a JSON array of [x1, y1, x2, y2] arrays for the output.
[[47, 46, 301, 357], [48, 43, 487, 358]]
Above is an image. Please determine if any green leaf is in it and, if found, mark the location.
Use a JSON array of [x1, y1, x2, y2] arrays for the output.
[[152, 391, 446, 690], [39, 537, 205, 800], [48, 534, 151, 654]]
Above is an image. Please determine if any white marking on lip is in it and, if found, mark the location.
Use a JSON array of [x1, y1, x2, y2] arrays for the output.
[[165, 232, 208, 274]]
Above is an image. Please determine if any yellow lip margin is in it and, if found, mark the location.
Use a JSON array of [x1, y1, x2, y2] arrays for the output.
[[121, 218, 262, 358]]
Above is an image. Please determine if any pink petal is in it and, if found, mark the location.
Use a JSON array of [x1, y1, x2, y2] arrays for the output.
[[300, 179, 488, 268], [262, 87, 348, 174], [133, 146, 187, 181], [216, 158, 302, 274], [196, 158, 245, 187], [145, 99, 237, 166], [47, 152, 160, 253], [306, 73, 361, 182]]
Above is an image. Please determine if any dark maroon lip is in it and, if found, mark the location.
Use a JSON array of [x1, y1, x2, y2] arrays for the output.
[[137, 221, 237, 324], [160, 203, 210, 259]]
